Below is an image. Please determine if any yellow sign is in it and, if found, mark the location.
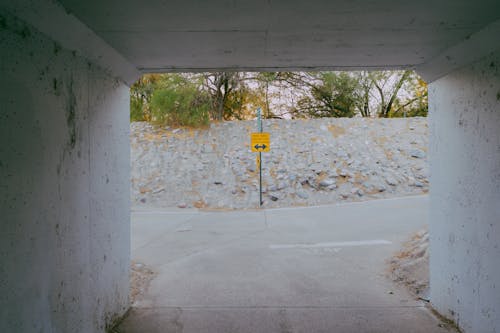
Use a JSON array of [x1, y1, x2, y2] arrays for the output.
[[256, 155, 261, 169], [251, 132, 270, 152]]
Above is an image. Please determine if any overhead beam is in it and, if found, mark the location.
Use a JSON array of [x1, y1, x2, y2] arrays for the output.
[[139, 64, 414, 74], [0, 0, 140, 85], [417, 19, 500, 82]]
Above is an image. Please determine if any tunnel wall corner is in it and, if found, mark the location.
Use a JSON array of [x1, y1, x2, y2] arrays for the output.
[[0, 10, 130, 333], [428, 49, 500, 332]]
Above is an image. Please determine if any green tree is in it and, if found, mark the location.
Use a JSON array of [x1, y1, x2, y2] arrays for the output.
[[370, 70, 412, 118], [387, 75, 428, 117], [203, 72, 250, 121], [130, 74, 163, 121], [352, 71, 373, 117], [150, 74, 210, 127], [291, 72, 359, 118], [255, 72, 279, 119]]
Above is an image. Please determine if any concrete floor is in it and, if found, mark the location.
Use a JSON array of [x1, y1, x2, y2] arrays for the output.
[[118, 196, 454, 333]]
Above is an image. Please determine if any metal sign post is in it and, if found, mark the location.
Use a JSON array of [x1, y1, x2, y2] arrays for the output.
[[257, 108, 263, 206], [250, 108, 271, 207], [250, 108, 270, 207], [259, 150, 262, 206]]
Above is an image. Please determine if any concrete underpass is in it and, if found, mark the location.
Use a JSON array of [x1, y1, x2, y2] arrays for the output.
[[1, 1, 499, 332]]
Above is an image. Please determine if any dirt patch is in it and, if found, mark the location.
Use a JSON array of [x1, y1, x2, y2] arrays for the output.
[[193, 199, 208, 209], [130, 261, 157, 304], [388, 228, 429, 299], [388, 230, 463, 332], [328, 124, 346, 138]]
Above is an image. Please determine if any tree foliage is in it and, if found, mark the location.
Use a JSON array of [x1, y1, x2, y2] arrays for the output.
[[278, 70, 427, 119], [130, 74, 164, 122], [387, 76, 428, 117], [255, 72, 280, 119], [203, 72, 262, 121], [130, 70, 428, 126], [150, 74, 210, 127], [370, 70, 412, 118], [291, 72, 359, 118]]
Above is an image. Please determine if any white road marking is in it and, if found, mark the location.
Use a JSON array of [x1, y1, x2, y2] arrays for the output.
[[132, 210, 201, 215], [269, 239, 392, 249]]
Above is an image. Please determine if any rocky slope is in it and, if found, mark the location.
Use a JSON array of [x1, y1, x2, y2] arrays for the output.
[[131, 117, 428, 209]]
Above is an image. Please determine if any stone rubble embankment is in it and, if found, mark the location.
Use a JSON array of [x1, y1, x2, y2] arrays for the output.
[[131, 117, 428, 209]]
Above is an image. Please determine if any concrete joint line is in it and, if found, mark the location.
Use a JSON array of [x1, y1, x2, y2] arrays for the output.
[[269, 240, 392, 249], [136, 305, 427, 310]]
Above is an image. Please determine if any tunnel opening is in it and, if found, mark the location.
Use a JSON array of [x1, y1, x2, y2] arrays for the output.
[[119, 71, 442, 332], [129, 70, 429, 210]]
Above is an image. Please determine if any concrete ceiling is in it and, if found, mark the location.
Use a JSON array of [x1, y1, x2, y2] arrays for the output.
[[56, 0, 500, 74], [3, 0, 499, 83]]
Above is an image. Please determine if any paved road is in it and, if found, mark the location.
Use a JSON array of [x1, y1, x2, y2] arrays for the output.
[[118, 195, 454, 333]]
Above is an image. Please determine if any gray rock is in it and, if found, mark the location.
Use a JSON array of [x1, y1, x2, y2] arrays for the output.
[[268, 185, 278, 192], [339, 169, 349, 177], [351, 188, 364, 197], [410, 149, 426, 159], [296, 191, 309, 199], [385, 175, 398, 186], [378, 185, 387, 192], [340, 192, 350, 199], [362, 181, 373, 190], [337, 150, 348, 158], [269, 195, 279, 201], [319, 178, 336, 187], [277, 181, 288, 190], [328, 169, 338, 177]]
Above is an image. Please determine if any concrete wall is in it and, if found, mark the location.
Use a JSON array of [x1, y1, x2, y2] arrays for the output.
[[429, 50, 500, 332], [0, 10, 130, 333]]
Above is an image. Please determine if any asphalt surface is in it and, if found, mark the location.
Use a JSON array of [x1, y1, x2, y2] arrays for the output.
[[117, 195, 454, 333]]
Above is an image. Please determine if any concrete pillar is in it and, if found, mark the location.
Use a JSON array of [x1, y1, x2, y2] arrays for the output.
[[0, 10, 130, 332], [428, 50, 500, 332]]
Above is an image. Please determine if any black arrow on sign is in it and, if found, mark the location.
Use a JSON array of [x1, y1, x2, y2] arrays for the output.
[[254, 144, 267, 150]]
